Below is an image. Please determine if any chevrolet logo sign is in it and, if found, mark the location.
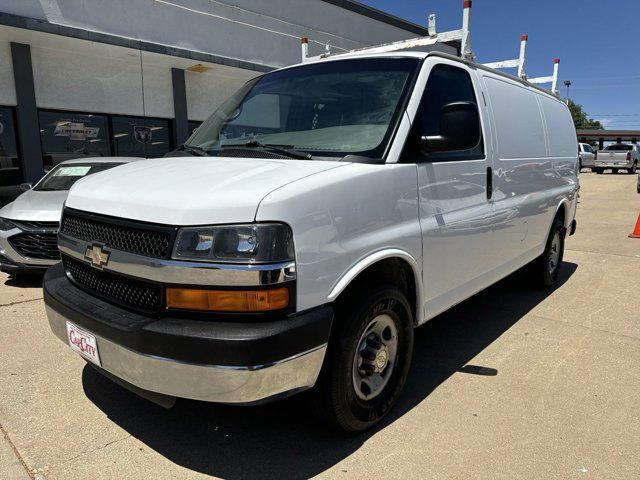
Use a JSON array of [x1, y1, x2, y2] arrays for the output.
[[84, 244, 110, 269]]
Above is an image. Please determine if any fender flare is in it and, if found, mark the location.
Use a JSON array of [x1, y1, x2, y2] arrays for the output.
[[553, 197, 572, 230], [327, 248, 424, 325]]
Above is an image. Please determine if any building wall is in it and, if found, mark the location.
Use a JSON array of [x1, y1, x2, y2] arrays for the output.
[[0, 0, 455, 69], [0, 40, 16, 105], [0, 24, 260, 120]]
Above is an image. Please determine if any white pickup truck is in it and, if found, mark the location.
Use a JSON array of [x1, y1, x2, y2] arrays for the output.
[[44, 51, 578, 432], [594, 143, 639, 174]]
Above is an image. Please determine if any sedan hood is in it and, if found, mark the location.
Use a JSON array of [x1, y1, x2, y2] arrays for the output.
[[0, 189, 68, 222], [65, 156, 345, 225]]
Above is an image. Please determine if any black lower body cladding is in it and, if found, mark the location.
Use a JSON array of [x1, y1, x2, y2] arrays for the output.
[[44, 263, 333, 403]]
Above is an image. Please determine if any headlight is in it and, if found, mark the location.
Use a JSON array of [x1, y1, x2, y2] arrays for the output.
[[0, 218, 16, 231], [173, 223, 294, 263]]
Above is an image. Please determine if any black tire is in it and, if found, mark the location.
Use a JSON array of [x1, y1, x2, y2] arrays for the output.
[[595, 168, 604, 174], [578, 159, 582, 171], [531, 217, 565, 288], [613, 168, 619, 174], [314, 285, 414, 432]]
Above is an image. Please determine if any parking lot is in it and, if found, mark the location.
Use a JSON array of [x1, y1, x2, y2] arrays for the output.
[[1, 172, 639, 480]]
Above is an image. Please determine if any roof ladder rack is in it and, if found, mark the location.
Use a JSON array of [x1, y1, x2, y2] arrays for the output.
[[529, 58, 561, 95], [300, 0, 473, 63], [483, 34, 528, 78]]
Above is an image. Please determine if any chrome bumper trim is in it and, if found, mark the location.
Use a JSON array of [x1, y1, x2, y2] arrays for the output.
[[47, 305, 326, 404], [58, 233, 296, 286]]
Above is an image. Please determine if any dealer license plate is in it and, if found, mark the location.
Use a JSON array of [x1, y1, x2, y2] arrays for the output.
[[66, 321, 101, 367]]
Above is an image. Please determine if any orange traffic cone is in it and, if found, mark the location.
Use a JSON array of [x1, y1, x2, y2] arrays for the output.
[[629, 213, 640, 238]]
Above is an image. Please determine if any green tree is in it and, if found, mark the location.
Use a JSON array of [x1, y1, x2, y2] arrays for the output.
[[568, 100, 603, 130]]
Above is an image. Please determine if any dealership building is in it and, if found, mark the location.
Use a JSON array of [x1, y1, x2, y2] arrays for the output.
[[0, 0, 456, 204]]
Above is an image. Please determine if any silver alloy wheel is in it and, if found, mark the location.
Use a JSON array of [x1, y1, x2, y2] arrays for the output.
[[548, 231, 561, 274], [352, 314, 398, 401]]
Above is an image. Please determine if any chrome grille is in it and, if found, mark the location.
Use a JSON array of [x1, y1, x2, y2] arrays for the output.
[[9, 233, 60, 260], [60, 210, 173, 259], [12, 220, 60, 231], [63, 255, 162, 314]]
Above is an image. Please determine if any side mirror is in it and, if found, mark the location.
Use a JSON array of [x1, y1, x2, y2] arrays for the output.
[[420, 101, 481, 155], [19, 183, 33, 192]]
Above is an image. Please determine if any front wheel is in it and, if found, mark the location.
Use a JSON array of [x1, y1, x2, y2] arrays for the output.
[[314, 285, 414, 432], [531, 217, 565, 288]]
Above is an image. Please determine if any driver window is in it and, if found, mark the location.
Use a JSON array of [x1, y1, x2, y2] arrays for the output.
[[402, 64, 484, 162]]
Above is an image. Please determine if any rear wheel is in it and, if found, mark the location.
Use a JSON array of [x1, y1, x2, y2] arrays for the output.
[[531, 217, 565, 288], [613, 168, 619, 174], [314, 285, 414, 432], [595, 168, 604, 174]]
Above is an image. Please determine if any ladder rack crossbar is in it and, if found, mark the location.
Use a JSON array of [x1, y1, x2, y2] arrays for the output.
[[529, 76, 554, 84], [484, 59, 520, 69], [303, 29, 463, 63]]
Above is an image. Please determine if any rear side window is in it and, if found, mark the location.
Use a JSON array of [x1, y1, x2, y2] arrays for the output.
[[604, 144, 633, 151], [484, 76, 546, 159], [539, 96, 577, 158], [403, 64, 483, 162]]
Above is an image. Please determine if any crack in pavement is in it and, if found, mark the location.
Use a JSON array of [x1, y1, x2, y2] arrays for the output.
[[51, 434, 132, 471], [529, 312, 640, 343], [0, 422, 35, 480], [0, 298, 43, 308]]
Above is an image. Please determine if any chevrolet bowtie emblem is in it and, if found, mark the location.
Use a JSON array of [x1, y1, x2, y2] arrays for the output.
[[84, 244, 110, 269]]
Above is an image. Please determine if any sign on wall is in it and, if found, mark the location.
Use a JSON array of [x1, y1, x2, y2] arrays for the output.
[[134, 126, 152, 144], [54, 122, 100, 141]]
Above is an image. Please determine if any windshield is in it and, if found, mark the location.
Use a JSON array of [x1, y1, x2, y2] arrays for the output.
[[35, 162, 124, 191], [604, 144, 633, 151], [186, 57, 420, 159]]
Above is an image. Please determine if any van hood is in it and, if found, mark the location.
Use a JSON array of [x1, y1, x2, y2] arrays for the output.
[[0, 189, 68, 222], [65, 156, 346, 225]]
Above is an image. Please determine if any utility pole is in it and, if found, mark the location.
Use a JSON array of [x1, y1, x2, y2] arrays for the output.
[[564, 80, 572, 102]]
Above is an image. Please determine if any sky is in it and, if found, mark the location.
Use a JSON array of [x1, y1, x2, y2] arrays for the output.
[[359, 0, 640, 130]]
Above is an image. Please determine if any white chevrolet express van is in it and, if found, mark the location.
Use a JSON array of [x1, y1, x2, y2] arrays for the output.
[[44, 51, 578, 432]]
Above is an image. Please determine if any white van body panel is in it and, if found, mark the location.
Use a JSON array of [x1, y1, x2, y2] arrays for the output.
[[256, 52, 577, 323], [66, 156, 345, 225], [256, 162, 422, 315], [481, 73, 578, 275]]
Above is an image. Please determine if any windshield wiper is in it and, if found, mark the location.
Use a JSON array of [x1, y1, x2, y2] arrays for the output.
[[234, 140, 313, 160], [177, 144, 210, 156]]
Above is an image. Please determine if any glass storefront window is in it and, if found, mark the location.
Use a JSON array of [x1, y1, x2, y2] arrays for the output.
[[38, 110, 110, 170], [111, 116, 171, 158], [0, 106, 22, 207]]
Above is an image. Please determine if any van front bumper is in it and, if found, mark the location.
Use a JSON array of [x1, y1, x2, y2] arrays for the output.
[[44, 264, 332, 405]]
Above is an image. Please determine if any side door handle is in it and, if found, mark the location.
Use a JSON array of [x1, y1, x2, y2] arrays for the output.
[[486, 166, 493, 200]]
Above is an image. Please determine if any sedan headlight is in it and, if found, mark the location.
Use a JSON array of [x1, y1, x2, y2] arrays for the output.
[[172, 223, 294, 263], [0, 218, 16, 231]]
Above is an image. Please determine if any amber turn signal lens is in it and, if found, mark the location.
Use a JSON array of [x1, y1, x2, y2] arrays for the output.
[[166, 287, 289, 312]]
